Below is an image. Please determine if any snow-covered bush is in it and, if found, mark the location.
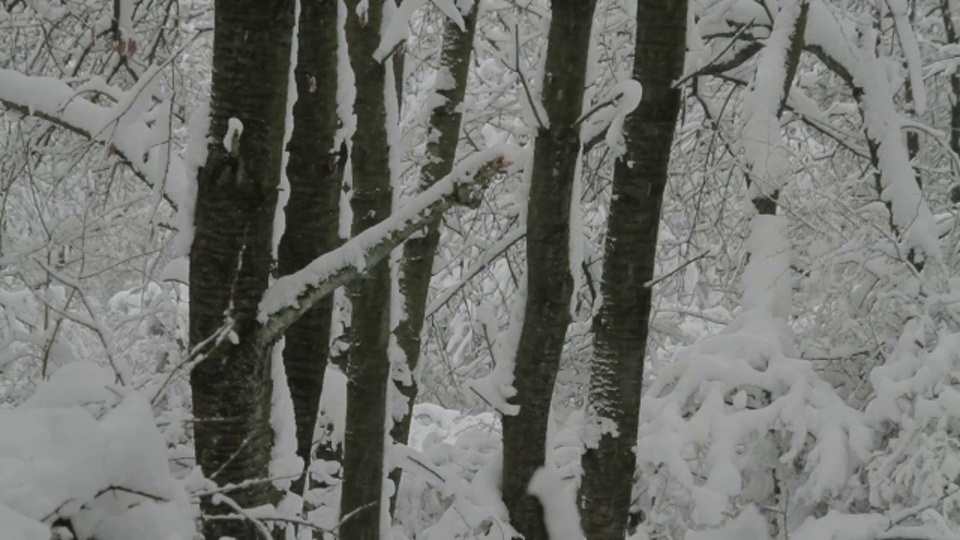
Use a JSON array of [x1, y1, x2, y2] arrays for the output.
[[635, 308, 873, 537], [0, 362, 195, 540]]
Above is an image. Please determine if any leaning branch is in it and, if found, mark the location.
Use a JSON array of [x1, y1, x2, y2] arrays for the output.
[[255, 144, 522, 347]]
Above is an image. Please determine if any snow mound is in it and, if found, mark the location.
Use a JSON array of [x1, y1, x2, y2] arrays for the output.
[[637, 309, 873, 531], [0, 362, 195, 540]]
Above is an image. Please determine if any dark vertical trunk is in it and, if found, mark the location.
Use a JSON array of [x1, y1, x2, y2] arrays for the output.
[[189, 1, 294, 539], [577, 1, 687, 538], [905, 1, 921, 189], [500, 2, 597, 539], [277, 0, 344, 495], [340, 1, 393, 538], [388, 4, 479, 514]]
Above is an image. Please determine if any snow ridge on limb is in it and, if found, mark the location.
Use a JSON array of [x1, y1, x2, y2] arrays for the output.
[[256, 144, 522, 344], [803, 1, 940, 264], [0, 68, 197, 254], [741, 0, 806, 203]]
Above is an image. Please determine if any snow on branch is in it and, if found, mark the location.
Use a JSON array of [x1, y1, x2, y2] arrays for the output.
[[801, 1, 940, 263], [740, 0, 806, 202], [578, 79, 643, 158], [375, 0, 471, 63], [638, 309, 873, 528], [256, 144, 523, 346], [0, 68, 198, 253]]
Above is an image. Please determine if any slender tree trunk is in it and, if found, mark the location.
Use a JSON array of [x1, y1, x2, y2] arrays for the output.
[[578, 2, 687, 539], [500, 2, 597, 539], [189, 1, 294, 539], [277, 0, 344, 495], [340, 1, 393, 538], [389, 3, 479, 513]]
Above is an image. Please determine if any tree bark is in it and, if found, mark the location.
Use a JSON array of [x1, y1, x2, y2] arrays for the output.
[[389, 3, 479, 514], [277, 0, 344, 495], [340, 1, 393, 538], [577, 1, 688, 539], [188, 1, 294, 539], [500, 2, 597, 539]]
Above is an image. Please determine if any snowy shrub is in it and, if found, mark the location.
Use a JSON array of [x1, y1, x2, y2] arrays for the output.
[[393, 403, 509, 539], [0, 362, 196, 540], [859, 320, 960, 536], [635, 308, 873, 537]]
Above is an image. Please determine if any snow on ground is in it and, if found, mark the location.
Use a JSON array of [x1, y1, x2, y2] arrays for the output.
[[0, 362, 195, 540]]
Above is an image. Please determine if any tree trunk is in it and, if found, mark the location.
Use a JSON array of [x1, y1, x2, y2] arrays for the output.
[[189, 1, 294, 539], [340, 1, 393, 538], [578, 1, 687, 538], [500, 2, 597, 539], [389, 3, 479, 514], [277, 0, 344, 495]]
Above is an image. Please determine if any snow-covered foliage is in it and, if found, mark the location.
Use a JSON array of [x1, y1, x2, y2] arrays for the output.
[[3, 0, 960, 538], [0, 362, 195, 540]]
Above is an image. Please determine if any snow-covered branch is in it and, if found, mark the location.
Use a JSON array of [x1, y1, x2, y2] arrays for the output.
[[0, 68, 198, 252], [256, 144, 522, 346]]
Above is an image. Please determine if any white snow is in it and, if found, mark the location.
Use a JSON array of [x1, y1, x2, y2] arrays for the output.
[[467, 280, 523, 416], [0, 68, 199, 254], [742, 215, 792, 319], [740, 0, 800, 200], [637, 309, 873, 527], [223, 117, 244, 152], [685, 505, 768, 540], [602, 79, 643, 159], [319, 366, 348, 450], [888, 0, 927, 115], [527, 465, 584, 540], [0, 364, 195, 540], [269, 339, 304, 491], [258, 144, 522, 322]]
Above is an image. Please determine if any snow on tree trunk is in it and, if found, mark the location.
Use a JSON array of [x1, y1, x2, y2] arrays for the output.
[[276, 0, 345, 496], [339, 0, 394, 537], [578, 1, 688, 539], [188, 1, 295, 539], [738, 0, 808, 320], [500, 1, 598, 539], [741, 0, 808, 216], [389, 1, 479, 515]]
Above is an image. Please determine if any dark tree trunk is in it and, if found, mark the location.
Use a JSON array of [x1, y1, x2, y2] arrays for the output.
[[577, 1, 688, 539], [189, 1, 294, 539], [388, 3, 479, 514], [500, 2, 597, 539], [340, 1, 393, 538], [277, 0, 344, 496]]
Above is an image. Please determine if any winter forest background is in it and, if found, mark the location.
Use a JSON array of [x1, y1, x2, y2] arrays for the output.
[[2, 0, 960, 539]]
